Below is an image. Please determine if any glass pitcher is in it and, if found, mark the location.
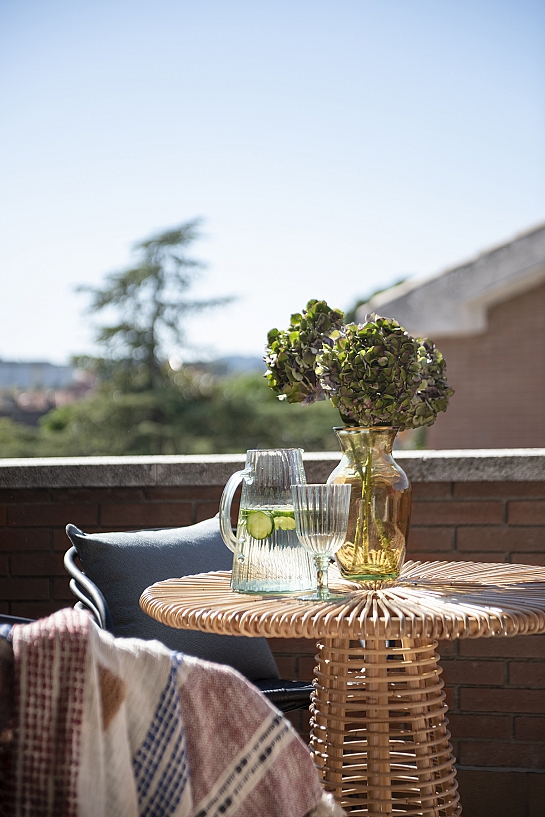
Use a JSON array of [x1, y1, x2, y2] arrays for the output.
[[219, 448, 315, 594]]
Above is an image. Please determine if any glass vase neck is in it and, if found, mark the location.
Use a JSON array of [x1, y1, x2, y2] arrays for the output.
[[333, 426, 398, 457]]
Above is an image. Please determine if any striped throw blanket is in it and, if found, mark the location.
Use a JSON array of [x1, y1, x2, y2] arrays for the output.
[[3, 609, 344, 817]]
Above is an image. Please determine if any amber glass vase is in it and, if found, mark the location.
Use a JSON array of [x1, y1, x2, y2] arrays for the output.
[[326, 426, 411, 581]]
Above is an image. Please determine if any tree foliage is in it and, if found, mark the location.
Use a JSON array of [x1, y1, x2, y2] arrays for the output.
[[0, 225, 348, 458], [0, 418, 41, 458], [2, 224, 452, 458], [5, 370, 338, 456], [78, 220, 231, 389]]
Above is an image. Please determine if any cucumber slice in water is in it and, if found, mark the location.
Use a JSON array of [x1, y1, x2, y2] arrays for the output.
[[274, 516, 296, 531], [246, 511, 274, 540]]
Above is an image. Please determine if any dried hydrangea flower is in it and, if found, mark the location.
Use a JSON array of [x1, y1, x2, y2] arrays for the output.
[[318, 316, 423, 429], [265, 305, 453, 429], [264, 300, 344, 405]]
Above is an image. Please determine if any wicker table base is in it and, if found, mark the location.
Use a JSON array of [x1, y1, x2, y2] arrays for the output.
[[313, 636, 457, 815], [140, 560, 545, 816]]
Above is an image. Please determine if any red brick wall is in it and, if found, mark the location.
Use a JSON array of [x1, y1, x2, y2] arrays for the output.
[[0, 485, 224, 619], [1, 479, 545, 815], [427, 281, 545, 449]]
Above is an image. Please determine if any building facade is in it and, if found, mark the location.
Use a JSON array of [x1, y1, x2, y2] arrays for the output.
[[356, 223, 545, 449]]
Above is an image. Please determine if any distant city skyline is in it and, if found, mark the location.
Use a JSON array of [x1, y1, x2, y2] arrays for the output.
[[0, 354, 265, 385], [1, 0, 544, 364]]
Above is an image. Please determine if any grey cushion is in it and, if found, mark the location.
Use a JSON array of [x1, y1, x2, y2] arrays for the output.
[[65, 517, 279, 682]]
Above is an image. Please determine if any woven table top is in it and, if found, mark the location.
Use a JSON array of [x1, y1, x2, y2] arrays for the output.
[[140, 560, 545, 641]]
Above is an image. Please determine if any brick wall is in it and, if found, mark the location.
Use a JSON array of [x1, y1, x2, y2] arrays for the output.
[[0, 484, 225, 618], [427, 280, 545, 449], [1, 474, 545, 815]]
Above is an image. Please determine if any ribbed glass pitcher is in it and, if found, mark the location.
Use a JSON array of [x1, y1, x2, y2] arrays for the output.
[[219, 448, 315, 593]]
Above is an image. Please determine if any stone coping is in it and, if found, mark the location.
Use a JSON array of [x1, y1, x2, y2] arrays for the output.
[[0, 449, 544, 488]]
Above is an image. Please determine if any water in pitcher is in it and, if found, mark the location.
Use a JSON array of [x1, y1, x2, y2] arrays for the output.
[[220, 448, 315, 594], [232, 505, 314, 593]]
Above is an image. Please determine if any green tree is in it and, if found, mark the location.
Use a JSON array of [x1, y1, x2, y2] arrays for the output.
[[36, 369, 339, 456], [0, 221, 342, 457], [79, 220, 231, 389], [0, 417, 41, 457]]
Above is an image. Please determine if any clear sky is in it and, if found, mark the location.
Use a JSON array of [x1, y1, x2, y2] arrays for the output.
[[1, 0, 544, 365]]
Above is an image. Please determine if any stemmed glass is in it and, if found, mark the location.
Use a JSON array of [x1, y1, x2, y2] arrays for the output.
[[291, 483, 352, 602]]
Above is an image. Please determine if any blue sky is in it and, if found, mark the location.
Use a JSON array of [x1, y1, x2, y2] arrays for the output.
[[1, 0, 544, 364]]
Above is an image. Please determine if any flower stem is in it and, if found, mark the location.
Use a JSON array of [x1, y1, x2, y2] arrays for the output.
[[349, 437, 372, 566], [349, 433, 393, 564], [373, 506, 392, 550]]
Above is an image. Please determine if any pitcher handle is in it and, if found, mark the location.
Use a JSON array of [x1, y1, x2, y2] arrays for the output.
[[219, 468, 252, 553]]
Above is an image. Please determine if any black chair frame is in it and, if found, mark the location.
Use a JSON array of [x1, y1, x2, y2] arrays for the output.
[[64, 546, 313, 713]]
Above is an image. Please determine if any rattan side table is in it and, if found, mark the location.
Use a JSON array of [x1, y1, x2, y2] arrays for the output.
[[140, 560, 545, 816]]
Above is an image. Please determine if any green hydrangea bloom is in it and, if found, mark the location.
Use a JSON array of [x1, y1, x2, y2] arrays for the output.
[[265, 305, 453, 430], [264, 300, 344, 405]]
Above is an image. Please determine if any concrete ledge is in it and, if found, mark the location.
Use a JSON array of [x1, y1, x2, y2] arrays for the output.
[[0, 449, 544, 488]]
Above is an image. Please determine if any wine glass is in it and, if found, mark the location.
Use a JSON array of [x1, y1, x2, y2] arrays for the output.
[[291, 483, 352, 602]]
